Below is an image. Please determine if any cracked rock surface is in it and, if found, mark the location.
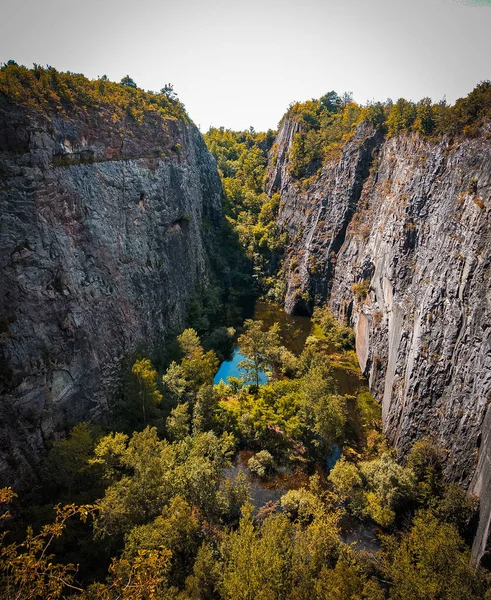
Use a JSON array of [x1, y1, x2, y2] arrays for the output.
[[0, 100, 222, 488], [270, 117, 491, 562]]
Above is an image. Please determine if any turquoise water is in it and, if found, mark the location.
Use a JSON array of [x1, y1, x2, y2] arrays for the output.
[[213, 349, 269, 385], [213, 301, 311, 386]]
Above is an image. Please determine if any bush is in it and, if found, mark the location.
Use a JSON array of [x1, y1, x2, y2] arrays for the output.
[[351, 279, 370, 301], [248, 450, 275, 477], [280, 488, 321, 521]]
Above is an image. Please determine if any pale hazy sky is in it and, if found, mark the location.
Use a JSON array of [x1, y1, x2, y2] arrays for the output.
[[1, 0, 490, 131]]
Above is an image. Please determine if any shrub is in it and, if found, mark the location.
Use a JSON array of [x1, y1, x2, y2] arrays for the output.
[[351, 279, 370, 301], [248, 450, 275, 477], [280, 488, 321, 521]]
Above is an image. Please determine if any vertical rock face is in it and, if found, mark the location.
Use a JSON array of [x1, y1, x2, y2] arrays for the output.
[[270, 116, 491, 562], [268, 121, 382, 314], [0, 100, 222, 487]]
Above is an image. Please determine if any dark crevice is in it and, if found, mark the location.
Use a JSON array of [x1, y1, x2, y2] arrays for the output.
[[169, 216, 190, 233], [299, 129, 384, 314]]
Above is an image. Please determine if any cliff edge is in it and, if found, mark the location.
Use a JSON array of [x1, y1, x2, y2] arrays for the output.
[[0, 71, 222, 488], [270, 107, 491, 563]]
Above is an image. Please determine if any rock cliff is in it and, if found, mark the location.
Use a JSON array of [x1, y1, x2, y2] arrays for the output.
[[0, 98, 222, 488], [269, 115, 491, 562]]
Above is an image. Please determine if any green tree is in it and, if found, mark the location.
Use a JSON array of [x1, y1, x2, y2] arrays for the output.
[[406, 437, 444, 495], [183, 543, 220, 600], [434, 483, 479, 536], [247, 450, 275, 477], [290, 507, 341, 597], [167, 402, 191, 441], [387, 98, 417, 136], [311, 307, 355, 351], [220, 507, 294, 600], [120, 75, 137, 88], [160, 83, 177, 100], [360, 453, 417, 527], [328, 458, 364, 516], [192, 385, 217, 433], [161, 361, 188, 405], [43, 422, 101, 498], [414, 97, 436, 135], [315, 555, 385, 600], [132, 358, 163, 425], [95, 427, 234, 537], [364, 101, 388, 129], [81, 547, 172, 600], [320, 91, 342, 113], [313, 393, 346, 446], [0, 491, 96, 600], [203, 126, 279, 298], [238, 320, 281, 388], [178, 328, 203, 356], [95, 427, 170, 537], [280, 488, 323, 522], [386, 512, 487, 600], [300, 365, 346, 447], [218, 471, 251, 525], [178, 329, 220, 392], [123, 496, 201, 586], [89, 431, 129, 482]]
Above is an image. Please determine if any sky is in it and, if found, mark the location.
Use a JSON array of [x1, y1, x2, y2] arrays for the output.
[[1, 0, 490, 131]]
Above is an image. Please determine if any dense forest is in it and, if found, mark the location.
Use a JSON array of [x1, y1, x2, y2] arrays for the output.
[[203, 126, 284, 300], [2, 308, 489, 599], [1, 66, 491, 598]]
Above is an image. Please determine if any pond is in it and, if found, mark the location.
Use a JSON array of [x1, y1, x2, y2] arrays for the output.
[[224, 450, 381, 554], [213, 301, 312, 385], [216, 300, 380, 553], [214, 349, 269, 385], [253, 301, 311, 356], [223, 450, 313, 510]]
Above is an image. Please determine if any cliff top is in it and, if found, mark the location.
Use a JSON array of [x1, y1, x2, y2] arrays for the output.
[[0, 62, 189, 125], [284, 82, 491, 137], [276, 83, 491, 181]]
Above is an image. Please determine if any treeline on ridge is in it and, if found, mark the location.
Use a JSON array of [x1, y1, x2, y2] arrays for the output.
[[0, 61, 187, 123], [282, 83, 491, 179]]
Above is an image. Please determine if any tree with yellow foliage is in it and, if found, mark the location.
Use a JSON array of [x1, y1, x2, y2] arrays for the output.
[[132, 359, 163, 424]]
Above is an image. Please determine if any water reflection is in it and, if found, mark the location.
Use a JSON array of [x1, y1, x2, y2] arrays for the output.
[[214, 301, 312, 385], [224, 450, 381, 554], [223, 451, 311, 510], [254, 301, 311, 355]]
